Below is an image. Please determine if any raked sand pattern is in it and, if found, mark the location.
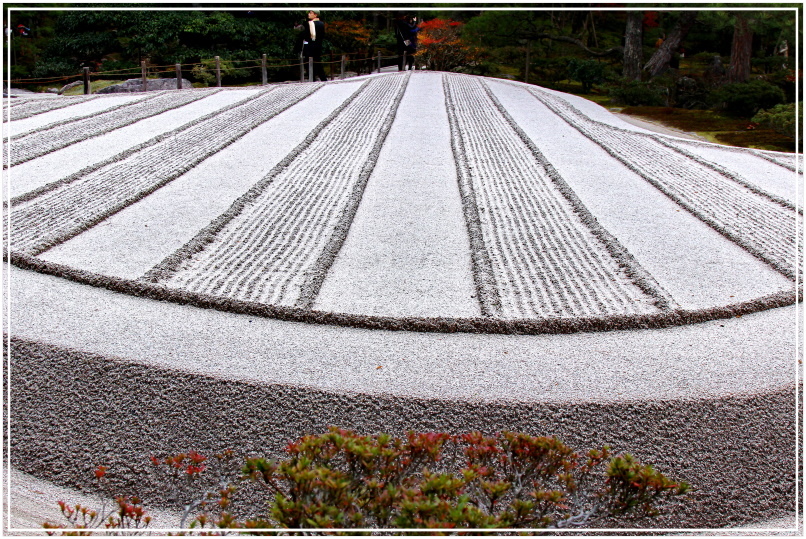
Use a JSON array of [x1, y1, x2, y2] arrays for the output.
[[5, 72, 800, 329], [3, 72, 801, 531]]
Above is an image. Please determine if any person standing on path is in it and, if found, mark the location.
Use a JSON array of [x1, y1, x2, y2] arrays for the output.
[[395, 14, 419, 71], [300, 9, 327, 81]]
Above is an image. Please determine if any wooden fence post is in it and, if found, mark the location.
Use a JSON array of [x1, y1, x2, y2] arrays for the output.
[[341, 55, 346, 80], [141, 61, 147, 92], [175, 64, 182, 89], [300, 54, 305, 82], [308, 57, 313, 82], [377, 51, 382, 73], [261, 54, 268, 85], [215, 56, 221, 87], [82, 67, 90, 95]]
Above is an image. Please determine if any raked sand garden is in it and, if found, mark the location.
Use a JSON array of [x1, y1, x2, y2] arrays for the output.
[[2, 71, 802, 532]]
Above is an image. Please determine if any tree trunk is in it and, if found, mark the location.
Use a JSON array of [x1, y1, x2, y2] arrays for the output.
[[622, 11, 643, 80], [644, 11, 698, 77], [728, 14, 753, 83]]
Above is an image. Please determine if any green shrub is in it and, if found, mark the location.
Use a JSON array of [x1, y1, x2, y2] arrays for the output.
[[567, 58, 608, 93], [753, 102, 800, 139], [44, 428, 690, 533], [608, 80, 667, 106], [373, 29, 397, 54], [532, 56, 575, 84], [674, 76, 710, 109], [31, 60, 77, 79], [691, 52, 725, 66], [191, 57, 250, 86], [752, 56, 794, 74], [710, 79, 786, 117]]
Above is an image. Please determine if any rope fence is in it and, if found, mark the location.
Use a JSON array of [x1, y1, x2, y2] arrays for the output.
[[4, 51, 409, 91]]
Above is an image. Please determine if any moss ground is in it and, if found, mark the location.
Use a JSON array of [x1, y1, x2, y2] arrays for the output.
[[614, 105, 796, 152], [61, 79, 126, 96]]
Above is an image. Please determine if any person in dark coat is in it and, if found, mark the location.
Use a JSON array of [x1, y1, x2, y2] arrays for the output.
[[395, 15, 419, 71], [299, 10, 326, 81]]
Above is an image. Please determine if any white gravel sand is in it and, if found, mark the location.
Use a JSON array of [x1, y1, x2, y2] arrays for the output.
[[7, 89, 259, 198], [39, 82, 363, 279], [315, 72, 480, 318], [6, 93, 146, 137], [486, 79, 794, 309], [7, 265, 798, 404], [671, 138, 800, 203], [4, 73, 801, 532], [3, 466, 182, 535]]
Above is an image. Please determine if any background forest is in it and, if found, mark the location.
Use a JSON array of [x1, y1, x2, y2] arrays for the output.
[[4, 4, 802, 150]]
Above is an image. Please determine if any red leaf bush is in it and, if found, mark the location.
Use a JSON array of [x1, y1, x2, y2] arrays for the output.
[[44, 428, 689, 533]]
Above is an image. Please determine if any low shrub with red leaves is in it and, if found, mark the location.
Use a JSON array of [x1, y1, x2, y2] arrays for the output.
[[44, 428, 688, 534]]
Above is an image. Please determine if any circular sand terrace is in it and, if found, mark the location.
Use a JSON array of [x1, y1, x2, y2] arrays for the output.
[[3, 72, 802, 530]]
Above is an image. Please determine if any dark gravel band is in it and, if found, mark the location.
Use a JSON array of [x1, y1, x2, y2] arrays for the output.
[[8, 251, 800, 336], [6, 336, 799, 529], [442, 74, 503, 317]]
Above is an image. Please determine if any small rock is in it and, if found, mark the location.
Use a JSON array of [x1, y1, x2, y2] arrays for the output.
[[96, 78, 193, 94]]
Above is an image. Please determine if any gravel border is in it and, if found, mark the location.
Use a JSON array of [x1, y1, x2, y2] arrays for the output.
[[5, 336, 799, 530], [7, 251, 800, 335]]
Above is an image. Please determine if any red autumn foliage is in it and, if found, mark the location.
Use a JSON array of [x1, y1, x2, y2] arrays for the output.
[[416, 18, 481, 72], [44, 430, 688, 533]]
